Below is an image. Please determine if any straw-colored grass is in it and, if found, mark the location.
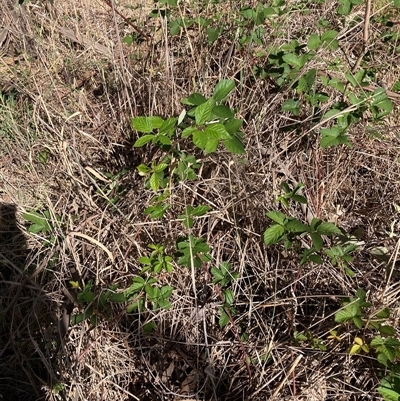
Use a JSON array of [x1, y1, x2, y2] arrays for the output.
[[1, 0, 400, 400]]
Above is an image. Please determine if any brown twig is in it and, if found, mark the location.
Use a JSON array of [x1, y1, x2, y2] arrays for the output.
[[101, 0, 151, 41], [352, 0, 372, 72]]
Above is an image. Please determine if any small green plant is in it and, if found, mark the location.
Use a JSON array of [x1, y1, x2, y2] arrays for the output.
[[264, 183, 356, 274], [334, 288, 400, 400], [211, 261, 239, 327], [138, 244, 173, 274], [178, 205, 210, 229], [175, 235, 212, 269], [294, 330, 327, 351], [23, 209, 61, 245]]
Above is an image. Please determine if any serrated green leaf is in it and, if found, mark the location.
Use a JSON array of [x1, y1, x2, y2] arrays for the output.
[[291, 194, 307, 204], [310, 232, 324, 251], [264, 224, 285, 245], [224, 118, 243, 134], [219, 308, 230, 327], [223, 135, 245, 154], [308, 34, 321, 50], [266, 211, 286, 225], [195, 98, 214, 125], [212, 105, 234, 118], [159, 117, 177, 134], [353, 316, 363, 329], [284, 218, 310, 233], [134, 134, 155, 147], [138, 256, 151, 265], [192, 205, 210, 216], [297, 69, 316, 94], [370, 336, 385, 347], [316, 222, 342, 235], [131, 117, 154, 133], [392, 80, 400, 93], [211, 267, 224, 283], [137, 164, 151, 175], [223, 289, 234, 306], [181, 93, 207, 106], [213, 79, 235, 102], [345, 71, 358, 87], [355, 288, 366, 301], [153, 163, 168, 173], [205, 124, 231, 140], [376, 308, 391, 319], [379, 326, 396, 336], [282, 53, 303, 67], [335, 309, 353, 323], [309, 254, 322, 264], [282, 99, 300, 115], [377, 385, 400, 401], [149, 173, 161, 191], [181, 126, 198, 138]]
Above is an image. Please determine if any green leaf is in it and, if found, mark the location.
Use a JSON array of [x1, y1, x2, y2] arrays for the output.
[[321, 29, 338, 42], [309, 254, 322, 264], [159, 117, 177, 135], [297, 69, 316, 93], [308, 34, 321, 50], [137, 164, 151, 175], [181, 93, 207, 106], [284, 219, 310, 233], [316, 222, 342, 235], [212, 105, 235, 118], [181, 126, 197, 138], [195, 98, 214, 125], [378, 325, 396, 337], [345, 71, 358, 87], [133, 134, 155, 147], [377, 385, 400, 401], [192, 205, 210, 216], [153, 163, 168, 173], [266, 211, 286, 225], [392, 80, 400, 93], [219, 308, 230, 327], [108, 292, 128, 303], [206, 27, 219, 43], [376, 308, 391, 319], [282, 53, 304, 67], [223, 289, 234, 306], [205, 124, 231, 140], [264, 225, 285, 245], [223, 135, 245, 154], [328, 78, 345, 92], [23, 211, 49, 228], [138, 256, 151, 265], [310, 232, 324, 251], [353, 316, 363, 329], [160, 286, 173, 298], [335, 309, 353, 323], [291, 194, 307, 204], [213, 79, 235, 102], [320, 126, 351, 148], [282, 99, 300, 115], [131, 117, 154, 133], [149, 173, 161, 191], [224, 118, 243, 134], [211, 267, 224, 283]]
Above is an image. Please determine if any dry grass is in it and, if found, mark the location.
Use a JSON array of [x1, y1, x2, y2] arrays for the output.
[[1, 0, 400, 400]]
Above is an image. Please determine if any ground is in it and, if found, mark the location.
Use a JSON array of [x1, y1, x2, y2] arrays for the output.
[[1, 0, 400, 400]]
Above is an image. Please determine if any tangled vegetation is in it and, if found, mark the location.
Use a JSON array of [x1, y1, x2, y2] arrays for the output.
[[1, 0, 400, 400]]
